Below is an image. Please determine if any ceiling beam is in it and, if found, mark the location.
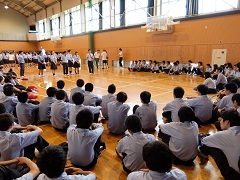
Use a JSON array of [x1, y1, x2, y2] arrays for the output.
[[34, 0, 46, 9], [7, 0, 36, 15]]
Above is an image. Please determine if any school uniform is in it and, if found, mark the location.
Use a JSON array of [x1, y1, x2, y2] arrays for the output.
[[205, 67, 212, 72], [128, 63, 135, 71], [186, 95, 213, 123], [107, 101, 130, 134], [67, 124, 104, 167], [200, 126, 240, 176], [164, 64, 172, 74], [86, 53, 94, 74], [69, 87, 85, 103], [163, 98, 188, 122], [203, 78, 217, 94], [182, 63, 192, 74], [50, 100, 73, 130], [101, 51, 108, 64], [116, 131, 155, 172], [215, 73, 227, 90], [133, 63, 139, 71], [127, 169, 187, 180], [234, 71, 240, 78], [61, 54, 68, 75], [16, 102, 39, 126], [38, 97, 57, 122], [83, 91, 102, 106], [50, 54, 57, 70], [135, 101, 157, 130], [17, 173, 33, 180], [101, 93, 116, 119], [69, 104, 100, 125], [94, 52, 100, 69], [73, 55, 81, 68], [0, 53, 3, 65], [152, 64, 160, 73], [17, 54, 25, 77], [216, 93, 235, 111], [169, 65, 180, 75], [0, 95, 18, 113], [66, 53, 74, 67], [159, 121, 199, 162], [37, 172, 96, 180], [38, 55, 46, 70]]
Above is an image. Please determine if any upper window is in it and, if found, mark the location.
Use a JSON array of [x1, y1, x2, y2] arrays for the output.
[[160, 0, 187, 18], [115, 0, 121, 27], [85, 3, 100, 32], [72, 10, 82, 34], [102, 0, 111, 29], [199, 0, 239, 14], [51, 16, 60, 36], [65, 13, 71, 36], [38, 19, 46, 40]]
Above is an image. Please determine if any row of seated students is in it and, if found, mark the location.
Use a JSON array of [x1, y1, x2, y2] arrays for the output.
[[0, 76, 240, 179]]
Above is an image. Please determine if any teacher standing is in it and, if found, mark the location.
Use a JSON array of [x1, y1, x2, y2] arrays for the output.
[[86, 49, 94, 74], [118, 48, 123, 67]]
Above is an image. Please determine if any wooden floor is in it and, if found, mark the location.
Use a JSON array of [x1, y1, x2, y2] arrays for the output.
[[16, 64, 223, 180]]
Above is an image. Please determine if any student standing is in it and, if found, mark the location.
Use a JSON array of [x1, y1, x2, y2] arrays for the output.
[[118, 48, 123, 67], [38, 51, 46, 77], [50, 51, 57, 76], [66, 50, 74, 75], [61, 51, 68, 76], [94, 49, 100, 69], [73, 52, 81, 74], [17, 51, 25, 77], [86, 49, 94, 74], [101, 50, 108, 69]]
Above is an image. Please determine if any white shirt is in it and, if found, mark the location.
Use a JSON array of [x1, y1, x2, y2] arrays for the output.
[[163, 98, 188, 122], [16, 173, 33, 180], [216, 73, 227, 85], [94, 52, 100, 58], [216, 93, 235, 111], [69, 87, 85, 103], [159, 121, 199, 161], [101, 93, 116, 118], [127, 169, 187, 180], [83, 92, 101, 106], [39, 97, 57, 122], [37, 172, 96, 180], [117, 132, 155, 171], [67, 124, 104, 166], [135, 102, 157, 130], [202, 126, 240, 173], [204, 78, 216, 89], [101, 51, 107, 60], [0, 95, 19, 113], [118, 51, 123, 57], [107, 101, 130, 134]]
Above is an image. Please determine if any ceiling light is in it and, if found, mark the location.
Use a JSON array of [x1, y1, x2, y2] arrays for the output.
[[4, 5, 9, 9]]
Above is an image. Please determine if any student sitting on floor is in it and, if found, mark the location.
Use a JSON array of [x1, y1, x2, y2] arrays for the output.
[[182, 60, 192, 74], [186, 84, 213, 125], [151, 61, 160, 73], [50, 90, 73, 132], [101, 84, 116, 120], [146, 60, 153, 72], [107, 92, 130, 134], [38, 87, 57, 124], [69, 79, 85, 103], [162, 86, 188, 123], [225, 63, 235, 82], [192, 61, 203, 75], [16, 92, 39, 126], [140, 60, 147, 72], [0, 157, 40, 179], [37, 146, 96, 180], [57, 80, 69, 102], [198, 110, 240, 180], [69, 92, 101, 125], [127, 141, 187, 180], [128, 61, 135, 72], [116, 115, 155, 173], [162, 61, 172, 74], [203, 72, 217, 94], [133, 91, 157, 130], [215, 67, 228, 91], [169, 62, 180, 75], [159, 106, 199, 166], [67, 109, 104, 169], [83, 83, 102, 106], [232, 93, 240, 114]]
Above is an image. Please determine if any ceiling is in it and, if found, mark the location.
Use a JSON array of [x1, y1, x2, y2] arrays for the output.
[[0, 0, 60, 17]]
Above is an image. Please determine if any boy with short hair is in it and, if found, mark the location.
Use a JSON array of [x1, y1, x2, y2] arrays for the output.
[[38, 87, 57, 123], [0, 84, 18, 113], [199, 110, 240, 179], [67, 109, 104, 169], [69, 92, 101, 125], [216, 67, 227, 91], [116, 115, 155, 173], [134, 91, 157, 130], [162, 86, 188, 122], [83, 83, 102, 106], [37, 146, 96, 180], [101, 84, 116, 119], [127, 141, 187, 180], [50, 90, 73, 131], [57, 80, 69, 102], [69, 79, 85, 103], [107, 92, 130, 134], [159, 106, 199, 165], [232, 93, 240, 113], [16, 92, 39, 126]]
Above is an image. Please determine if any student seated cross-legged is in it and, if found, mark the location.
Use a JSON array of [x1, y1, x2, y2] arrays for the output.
[[83, 83, 102, 106], [127, 141, 187, 180], [159, 106, 199, 166], [69, 79, 85, 103], [116, 115, 155, 173], [36, 146, 96, 180], [67, 109, 104, 170]]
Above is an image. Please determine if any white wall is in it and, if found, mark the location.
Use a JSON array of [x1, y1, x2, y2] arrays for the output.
[[0, 4, 28, 34]]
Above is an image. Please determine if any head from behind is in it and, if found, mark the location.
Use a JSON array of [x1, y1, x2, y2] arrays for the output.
[[85, 83, 94, 92], [57, 80, 65, 89], [72, 92, 84, 105], [117, 92, 127, 103], [76, 109, 93, 129], [143, 141, 173, 173], [140, 91, 151, 104], [125, 115, 142, 133], [36, 146, 66, 178], [17, 92, 28, 103], [232, 93, 240, 107], [0, 103, 6, 114], [3, 84, 14, 96], [230, 79, 240, 89], [76, 79, 84, 87], [178, 106, 196, 123], [46, 87, 57, 97], [196, 84, 208, 95], [173, 86, 184, 98], [204, 72, 211, 79], [108, 84, 116, 94], [224, 82, 238, 94], [0, 113, 14, 131], [220, 110, 240, 130], [55, 90, 66, 101]]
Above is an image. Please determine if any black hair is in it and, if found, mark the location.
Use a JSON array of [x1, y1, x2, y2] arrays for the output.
[[188, 60, 192, 63], [119, 48, 122, 51], [57, 80, 65, 89], [4, 75, 12, 83], [204, 72, 211, 79], [173, 87, 184, 98], [17, 92, 28, 103], [76, 109, 93, 129], [76, 79, 84, 87], [225, 83, 238, 93], [108, 84, 116, 94], [0, 113, 14, 131], [232, 93, 240, 106], [0, 76, 4, 83], [0, 103, 6, 114], [67, 49, 71, 52], [117, 92, 127, 103], [206, 64, 212, 68], [178, 106, 195, 122], [3, 84, 14, 96], [142, 141, 173, 172], [46, 87, 57, 97], [230, 79, 240, 89], [196, 84, 208, 95], [173, 62, 177, 66], [85, 83, 94, 92], [217, 67, 223, 72], [72, 92, 84, 105], [125, 115, 142, 133], [198, 61, 202, 65], [36, 146, 66, 178], [140, 91, 151, 104], [221, 110, 240, 127], [55, 90, 66, 100]]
